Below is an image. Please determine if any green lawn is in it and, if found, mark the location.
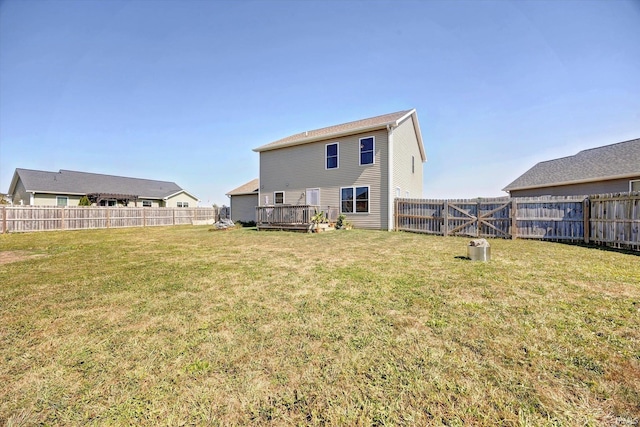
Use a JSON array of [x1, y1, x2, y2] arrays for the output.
[[1, 226, 639, 426]]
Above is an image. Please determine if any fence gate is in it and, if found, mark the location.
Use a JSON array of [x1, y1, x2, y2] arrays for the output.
[[445, 199, 512, 238]]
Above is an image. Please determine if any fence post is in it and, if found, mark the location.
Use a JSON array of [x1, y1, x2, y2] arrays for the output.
[[443, 200, 449, 236], [61, 206, 66, 230], [172, 208, 175, 225], [394, 199, 398, 231], [106, 207, 110, 228], [511, 198, 518, 240], [476, 198, 480, 237], [1, 206, 5, 234], [583, 197, 590, 244]]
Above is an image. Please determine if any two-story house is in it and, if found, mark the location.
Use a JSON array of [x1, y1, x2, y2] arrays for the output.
[[252, 109, 426, 230]]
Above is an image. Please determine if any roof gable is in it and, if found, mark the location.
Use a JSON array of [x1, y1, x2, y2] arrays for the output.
[[254, 109, 425, 161], [10, 169, 188, 199], [503, 138, 640, 191]]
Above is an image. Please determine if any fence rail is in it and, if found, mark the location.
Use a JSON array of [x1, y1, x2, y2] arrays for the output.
[[396, 193, 640, 251], [0, 206, 219, 233]]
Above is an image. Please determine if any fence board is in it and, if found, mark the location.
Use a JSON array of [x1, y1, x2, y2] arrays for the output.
[[0, 206, 218, 234]]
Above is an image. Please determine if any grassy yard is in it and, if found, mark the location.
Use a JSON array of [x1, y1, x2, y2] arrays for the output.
[[1, 226, 639, 426]]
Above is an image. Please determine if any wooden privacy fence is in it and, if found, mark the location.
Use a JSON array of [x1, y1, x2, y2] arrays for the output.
[[395, 193, 640, 251], [0, 206, 219, 233]]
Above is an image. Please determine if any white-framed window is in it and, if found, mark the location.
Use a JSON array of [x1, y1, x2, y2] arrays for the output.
[[341, 186, 369, 213], [274, 191, 284, 204], [177, 201, 189, 208], [395, 187, 401, 198], [56, 196, 68, 207], [326, 142, 339, 169], [631, 180, 640, 192], [405, 191, 410, 198], [142, 200, 152, 207], [359, 136, 375, 165]]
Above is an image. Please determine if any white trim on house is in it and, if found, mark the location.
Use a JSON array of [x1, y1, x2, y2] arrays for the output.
[[359, 136, 375, 166], [387, 125, 394, 231], [163, 189, 199, 201], [340, 185, 370, 214], [274, 191, 285, 204], [325, 142, 339, 170]]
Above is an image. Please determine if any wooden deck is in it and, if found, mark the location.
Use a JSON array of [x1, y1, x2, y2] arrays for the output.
[[255, 205, 338, 232]]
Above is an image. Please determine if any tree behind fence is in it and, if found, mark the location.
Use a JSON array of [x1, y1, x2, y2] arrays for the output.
[[395, 193, 640, 251], [0, 206, 219, 233]]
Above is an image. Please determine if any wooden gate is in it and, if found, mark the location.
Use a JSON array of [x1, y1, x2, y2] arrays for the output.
[[444, 198, 512, 238]]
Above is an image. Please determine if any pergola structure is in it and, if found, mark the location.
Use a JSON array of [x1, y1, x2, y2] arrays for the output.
[[87, 193, 139, 206]]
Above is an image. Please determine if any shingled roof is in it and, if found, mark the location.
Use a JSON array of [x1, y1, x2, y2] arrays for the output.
[[503, 138, 640, 192], [226, 178, 259, 196], [9, 169, 193, 200], [253, 109, 425, 161]]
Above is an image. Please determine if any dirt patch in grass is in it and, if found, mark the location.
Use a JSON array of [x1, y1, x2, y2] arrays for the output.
[[0, 250, 45, 265]]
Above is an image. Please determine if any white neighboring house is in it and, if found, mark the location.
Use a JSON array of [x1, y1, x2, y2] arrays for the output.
[[7, 168, 199, 207], [252, 109, 426, 230]]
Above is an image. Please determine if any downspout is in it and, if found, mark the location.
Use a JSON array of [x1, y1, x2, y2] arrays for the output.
[[387, 124, 395, 231]]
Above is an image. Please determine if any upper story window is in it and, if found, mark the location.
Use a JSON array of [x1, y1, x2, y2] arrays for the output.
[[326, 143, 338, 169], [274, 191, 284, 204], [177, 201, 189, 208], [360, 137, 374, 165], [631, 180, 640, 192], [56, 196, 68, 207]]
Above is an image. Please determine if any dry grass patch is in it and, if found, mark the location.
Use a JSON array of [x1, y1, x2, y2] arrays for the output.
[[1, 227, 639, 425]]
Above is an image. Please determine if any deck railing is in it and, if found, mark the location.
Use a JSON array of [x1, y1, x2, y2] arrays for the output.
[[255, 205, 340, 227]]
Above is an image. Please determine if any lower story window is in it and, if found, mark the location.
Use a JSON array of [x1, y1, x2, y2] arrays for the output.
[[341, 186, 369, 213], [274, 191, 284, 204], [631, 180, 640, 192], [142, 200, 152, 207], [56, 196, 68, 207], [177, 202, 189, 208]]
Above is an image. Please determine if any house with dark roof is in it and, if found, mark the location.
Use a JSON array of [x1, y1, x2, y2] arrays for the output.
[[7, 169, 199, 207], [252, 109, 426, 230], [503, 138, 640, 197], [226, 178, 259, 223]]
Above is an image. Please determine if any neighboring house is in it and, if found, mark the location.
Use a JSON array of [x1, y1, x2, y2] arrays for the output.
[[253, 109, 426, 230], [226, 178, 259, 223], [503, 138, 640, 197], [7, 168, 199, 207]]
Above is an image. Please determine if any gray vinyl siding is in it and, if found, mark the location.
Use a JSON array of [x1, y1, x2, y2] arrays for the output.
[[392, 116, 424, 199], [230, 193, 259, 223], [259, 129, 389, 229], [508, 177, 640, 197]]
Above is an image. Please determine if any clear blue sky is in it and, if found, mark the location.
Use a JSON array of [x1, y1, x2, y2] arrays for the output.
[[1, 0, 639, 205]]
